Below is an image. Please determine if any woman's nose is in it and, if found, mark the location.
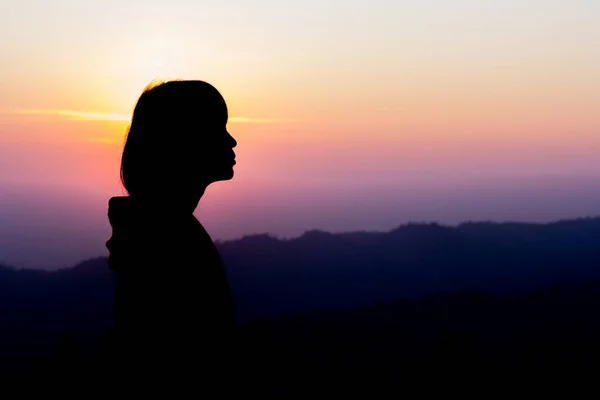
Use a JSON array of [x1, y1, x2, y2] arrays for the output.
[[228, 132, 237, 148]]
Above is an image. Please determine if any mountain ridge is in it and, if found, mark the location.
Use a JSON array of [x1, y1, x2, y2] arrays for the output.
[[3, 217, 600, 390]]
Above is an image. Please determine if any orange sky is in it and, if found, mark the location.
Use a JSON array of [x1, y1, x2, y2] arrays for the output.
[[1, 0, 600, 268]]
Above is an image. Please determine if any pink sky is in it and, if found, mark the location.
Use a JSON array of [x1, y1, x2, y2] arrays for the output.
[[1, 0, 600, 268]]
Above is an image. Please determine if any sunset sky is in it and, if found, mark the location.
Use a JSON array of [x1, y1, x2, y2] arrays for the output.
[[1, 0, 600, 268]]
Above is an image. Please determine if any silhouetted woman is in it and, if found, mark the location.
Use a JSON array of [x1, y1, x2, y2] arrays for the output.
[[105, 80, 237, 392]]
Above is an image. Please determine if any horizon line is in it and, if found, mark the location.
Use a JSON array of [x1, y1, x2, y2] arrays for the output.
[[10, 214, 598, 272]]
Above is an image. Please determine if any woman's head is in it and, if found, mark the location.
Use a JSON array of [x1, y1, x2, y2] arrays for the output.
[[120, 80, 237, 205]]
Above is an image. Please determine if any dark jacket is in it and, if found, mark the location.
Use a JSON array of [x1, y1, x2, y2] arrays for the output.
[[105, 196, 234, 387]]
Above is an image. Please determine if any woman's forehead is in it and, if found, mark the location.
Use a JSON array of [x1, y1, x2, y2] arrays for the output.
[[193, 90, 227, 114], [194, 102, 228, 124]]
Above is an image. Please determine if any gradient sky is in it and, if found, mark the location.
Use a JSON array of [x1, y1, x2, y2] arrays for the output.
[[1, 0, 600, 268]]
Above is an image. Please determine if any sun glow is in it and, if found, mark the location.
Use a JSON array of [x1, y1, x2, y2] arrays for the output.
[[13, 109, 131, 122], [5, 109, 280, 127]]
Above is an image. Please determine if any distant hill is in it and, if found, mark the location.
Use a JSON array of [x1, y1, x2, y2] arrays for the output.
[[0, 257, 114, 365], [222, 217, 600, 320], [3, 217, 600, 378]]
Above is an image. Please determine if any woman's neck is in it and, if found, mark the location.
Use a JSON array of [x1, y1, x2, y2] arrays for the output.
[[128, 194, 201, 215]]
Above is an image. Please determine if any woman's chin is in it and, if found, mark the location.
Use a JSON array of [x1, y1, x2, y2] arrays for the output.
[[215, 169, 235, 182]]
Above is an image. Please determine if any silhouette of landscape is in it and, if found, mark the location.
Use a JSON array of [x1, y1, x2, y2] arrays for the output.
[[4, 1, 600, 395], [3, 217, 600, 393]]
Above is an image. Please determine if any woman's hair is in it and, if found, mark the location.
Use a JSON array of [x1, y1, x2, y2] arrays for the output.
[[120, 80, 227, 196]]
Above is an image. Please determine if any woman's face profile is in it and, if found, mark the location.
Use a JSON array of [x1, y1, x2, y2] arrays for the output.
[[189, 98, 237, 186], [121, 80, 237, 205]]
